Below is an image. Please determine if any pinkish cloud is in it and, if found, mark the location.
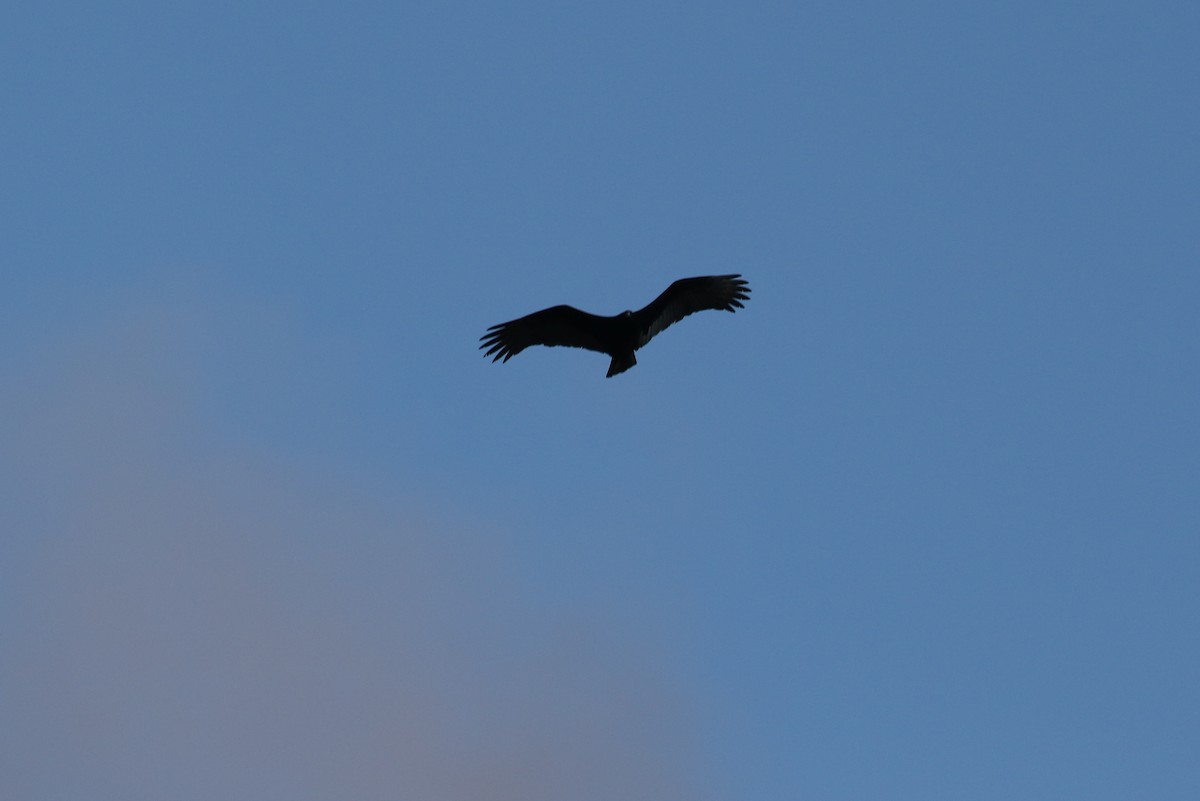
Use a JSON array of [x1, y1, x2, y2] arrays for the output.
[[0, 299, 708, 801]]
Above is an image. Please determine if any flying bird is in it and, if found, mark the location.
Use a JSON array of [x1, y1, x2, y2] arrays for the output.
[[480, 274, 751, 377]]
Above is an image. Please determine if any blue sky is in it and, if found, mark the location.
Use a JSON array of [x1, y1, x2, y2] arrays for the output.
[[2, 1, 1198, 798]]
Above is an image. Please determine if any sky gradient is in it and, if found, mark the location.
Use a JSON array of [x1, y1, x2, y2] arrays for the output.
[[3, 2, 1198, 799]]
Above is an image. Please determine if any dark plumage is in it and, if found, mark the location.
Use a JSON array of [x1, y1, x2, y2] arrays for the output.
[[480, 274, 750, 377]]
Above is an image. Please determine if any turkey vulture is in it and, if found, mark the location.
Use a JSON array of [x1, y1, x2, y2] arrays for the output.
[[480, 274, 750, 377]]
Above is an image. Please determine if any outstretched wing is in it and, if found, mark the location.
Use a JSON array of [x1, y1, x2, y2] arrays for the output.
[[480, 305, 611, 363], [631, 274, 751, 349]]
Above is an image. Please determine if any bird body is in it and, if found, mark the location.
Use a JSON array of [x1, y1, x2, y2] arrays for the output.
[[480, 275, 750, 377]]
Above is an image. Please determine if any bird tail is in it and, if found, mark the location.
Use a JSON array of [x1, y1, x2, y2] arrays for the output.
[[606, 352, 636, 378]]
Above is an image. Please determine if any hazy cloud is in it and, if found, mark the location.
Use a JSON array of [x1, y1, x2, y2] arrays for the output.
[[0, 299, 705, 801]]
